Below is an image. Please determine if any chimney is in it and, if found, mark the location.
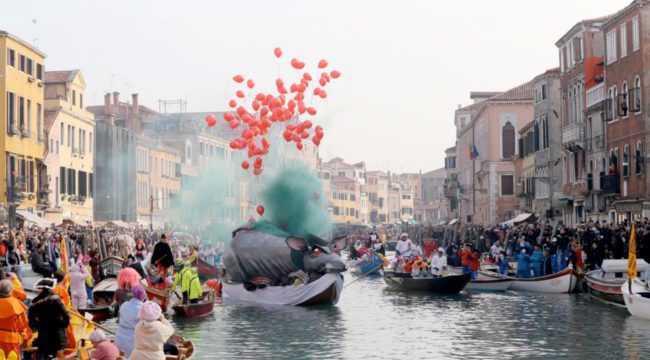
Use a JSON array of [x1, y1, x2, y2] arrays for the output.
[[104, 93, 112, 115], [132, 93, 139, 117], [113, 91, 120, 109]]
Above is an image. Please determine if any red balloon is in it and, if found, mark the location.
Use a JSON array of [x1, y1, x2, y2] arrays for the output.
[[306, 107, 317, 116], [236, 90, 246, 98], [252, 101, 261, 111], [223, 112, 235, 121], [207, 119, 216, 127], [236, 106, 247, 116], [274, 47, 282, 58], [291, 58, 305, 70], [312, 137, 321, 146], [313, 88, 321, 96], [247, 79, 255, 89], [318, 59, 328, 69], [283, 130, 293, 142], [256, 205, 265, 216], [315, 125, 323, 134], [229, 100, 237, 108], [254, 157, 263, 167], [260, 107, 269, 116], [296, 142, 303, 150], [255, 93, 266, 101], [233, 75, 245, 83], [303, 73, 313, 81], [253, 167, 263, 176], [319, 78, 327, 87], [242, 161, 250, 170], [243, 129, 253, 139], [241, 113, 252, 123], [276, 78, 284, 88], [204, 114, 216, 123], [318, 89, 328, 99], [330, 70, 341, 79], [229, 119, 240, 129]]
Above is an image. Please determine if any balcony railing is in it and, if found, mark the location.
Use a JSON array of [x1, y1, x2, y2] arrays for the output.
[[586, 135, 605, 152], [534, 148, 551, 165], [563, 180, 588, 197], [601, 173, 620, 196], [562, 122, 584, 146], [586, 83, 605, 108]]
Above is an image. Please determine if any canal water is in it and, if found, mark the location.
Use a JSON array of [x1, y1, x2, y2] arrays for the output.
[[117, 275, 650, 359]]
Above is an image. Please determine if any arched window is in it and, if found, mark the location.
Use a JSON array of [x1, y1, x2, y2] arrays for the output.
[[613, 86, 618, 121], [636, 141, 644, 175], [501, 121, 515, 158], [622, 82, 629, 117], [634, 76, 642, 113], [623, 145, 630, 177]]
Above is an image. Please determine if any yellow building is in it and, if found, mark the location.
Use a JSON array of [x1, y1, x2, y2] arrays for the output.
[[44, 69, 95, 224], [330, 176, 361, 224], [136, 136, 182, 228], [0, 31, 47, 221]]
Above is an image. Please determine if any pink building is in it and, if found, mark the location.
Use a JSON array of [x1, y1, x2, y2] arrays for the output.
[[456, 84, 534, 225]]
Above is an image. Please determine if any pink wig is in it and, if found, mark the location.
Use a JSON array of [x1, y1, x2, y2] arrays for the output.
[[117, 268, 142, 289]]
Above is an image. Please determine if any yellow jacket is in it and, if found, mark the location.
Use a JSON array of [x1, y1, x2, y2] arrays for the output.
[[188, 273, 203, 300], [172, 267, 192, 292]]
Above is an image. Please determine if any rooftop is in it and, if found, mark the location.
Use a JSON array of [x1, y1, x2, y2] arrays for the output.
[[0, 30, 47, 58], [44, 70, 79, 84]]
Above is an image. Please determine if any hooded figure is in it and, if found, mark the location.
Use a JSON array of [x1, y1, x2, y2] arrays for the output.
[[90, 329, 120, 360], [130, 302, 174, 360], [151, 234, 174, 270], [116, 284, 147, 358], [28, 278, 70, 359], [516, 249, 532, 279], [0, 280, 31, 360]]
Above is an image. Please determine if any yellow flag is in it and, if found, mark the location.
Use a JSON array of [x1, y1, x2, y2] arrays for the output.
[[628, 224, 637, 280], [60, 236, 70, 291]]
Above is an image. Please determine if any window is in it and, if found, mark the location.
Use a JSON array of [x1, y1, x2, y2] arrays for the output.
[[607, 30, 617, 64], [36, 64, 43, 80], [6, 92, 15, 133], [18, 96, 25, 132], [79, 93, 83, 108], [634, 76, 642, 113], [36, 103, 42, 141], [7, 48, 15, 67], [636, 141, 643, 175], [559, 47, 565, 73], [633, 16, 640, 51], [89, 173, 93, 198], [623, 145, 630, 177], [60, 167, 67, 195], [541, 83, 547, 101], [61, 123, 64, 144], [68, 168, 76, 195], [89, 132, 92, 153], [72, 90, 76, 106], [620, 82, 629, 117], [26, 58, 33, 76], [543, 115, 550, 149], [501, 122, 515, 158], [501, 175, 514, 196], [56, 141, 59, 154], [19, 54, 25, 72], [78, 171, 87, 197], [621, 23, 628, 58]]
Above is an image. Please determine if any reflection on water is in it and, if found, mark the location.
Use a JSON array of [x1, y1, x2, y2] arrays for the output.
[[107, 275, 650, 359]]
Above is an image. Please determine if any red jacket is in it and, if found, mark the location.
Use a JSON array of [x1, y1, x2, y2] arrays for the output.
[[469, 252, 481, 271]]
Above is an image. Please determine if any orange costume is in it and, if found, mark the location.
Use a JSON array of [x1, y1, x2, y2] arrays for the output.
[[9, 279, 26, 302], [53, 276, 76, 352], [0, 295, 31, 360]]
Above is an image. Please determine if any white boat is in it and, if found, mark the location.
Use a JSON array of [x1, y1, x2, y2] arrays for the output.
[[509, 267, 578, 293], [466, 271, 514, 291], [222, 273, 343, 306], [586, 259, 649, 307], [622, 278, 650, 320]]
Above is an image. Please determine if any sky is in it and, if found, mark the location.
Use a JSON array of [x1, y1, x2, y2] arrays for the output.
[[1, 0, 632, 173]]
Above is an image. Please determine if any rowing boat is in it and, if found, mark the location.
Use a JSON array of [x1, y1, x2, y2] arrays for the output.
[[165, 335, 196, 360], [197, 257, 220, 279], [509, 267, 578, 293], [586, 259, 649, 307], [144, 285, 172, 312], [383, 271, 471, 294], [466, 271, 514, 291], [172, 292, 215, 318]]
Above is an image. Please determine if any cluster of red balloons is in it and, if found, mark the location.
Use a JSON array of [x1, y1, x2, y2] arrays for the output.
[[204, 47, 341, 181]]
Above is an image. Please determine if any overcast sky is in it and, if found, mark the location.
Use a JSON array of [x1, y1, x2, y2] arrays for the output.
[[2, 0, 631, 173]]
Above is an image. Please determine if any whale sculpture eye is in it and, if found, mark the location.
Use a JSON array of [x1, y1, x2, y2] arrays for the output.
[[312, 247, 322, 256]]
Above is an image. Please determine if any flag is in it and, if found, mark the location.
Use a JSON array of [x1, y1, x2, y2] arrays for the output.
[[628, 224, 637, 291], [470, 144, 480, 160], [60, 236, 70, 291]]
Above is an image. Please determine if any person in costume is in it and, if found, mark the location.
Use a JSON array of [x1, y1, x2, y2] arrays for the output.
[[115, 268, 142, 314], [187, 270, 203, 304], [0, 269, 26, 302], [135, 238, 147, 261], [82, 255, 94, 303], [498, 250, 510, 276], [89, 330, 120, 360], [469, 246, 481, 280], [0, 280, 31, 360], [150, 234, 174, 277], [395, 233, 413, 257], [516, 248, 532, 279], [130, 301, 174, 360], [28, 278, 70, 360], [115, 285, 146, 358], [171, 262, 193, 305], [430, 249, 447, 277], [530, 244, 544, 278], [70, 263, 91, 309]]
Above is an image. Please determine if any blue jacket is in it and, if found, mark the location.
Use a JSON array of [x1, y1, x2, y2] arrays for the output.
[[116, 298, 143, 358], [517, 252, 531, 272], [530, 250, 544, 268], [499, 257, 509, 274]]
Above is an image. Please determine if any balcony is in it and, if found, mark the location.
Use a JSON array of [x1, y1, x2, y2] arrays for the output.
[[443, 180, 458, 198], [586, 135, 605, 152], [601, 173, 620, 196], [563, 180, 588, 197], [562, 122, 584, 147], [534, 148, 551, 165], [586, 83, 605, 108]]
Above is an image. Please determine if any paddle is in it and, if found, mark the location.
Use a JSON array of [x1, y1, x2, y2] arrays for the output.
[[343, 263, 384, 288]]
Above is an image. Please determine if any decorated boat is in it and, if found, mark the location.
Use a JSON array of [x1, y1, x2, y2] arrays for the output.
[[100, 256, 124, 277], [172, 290, 216, 318], [144, 284, 172, 312], [622, 278, 650, 320], [586, 259, 649, 306], [197, 257, 221, 279], [509, 267, 578, 293], [466, 271, 514, 291], [383, 271, 471, 294], [93, 277, 118, 305], [222, 272, 343, 306], [350, 255, 384, 275], [165, 335, 196, 360]]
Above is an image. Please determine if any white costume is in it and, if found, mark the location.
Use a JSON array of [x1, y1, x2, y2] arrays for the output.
[[395, 239, 413, 257], [430, 253, 447, 276]]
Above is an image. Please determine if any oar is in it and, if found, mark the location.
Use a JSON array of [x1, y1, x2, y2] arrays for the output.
[[343, 263, 384, 288], [69, 309, 116, 336]]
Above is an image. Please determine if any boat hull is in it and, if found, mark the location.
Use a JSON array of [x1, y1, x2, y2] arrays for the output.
[[93, 278, 118, 305], [509, 268, 578, 293], [352, 259, 383, 275], [100, 256, 124, 277], [383, 272, 471, 294], [77, 305, 112, 322], [172, 299, 215, 318], [622, 279, 650, 320], [197, 257, 220, 279], [222, 273, 343, 306], [586, 271, 625, 306], [145, 285, 172, 312]]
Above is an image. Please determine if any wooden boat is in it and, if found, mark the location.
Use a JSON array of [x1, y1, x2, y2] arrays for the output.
[[351, 257, 383, 275], [145, 284, 172, 312], [172, 291, 215, 318], [101, 256, 124, 277], [222, 273, 343, 306], [197, 257, 220, 279], [93, 277, 118, 305], [466, 271, 514, 291], [383, 271, 471, 294], [509, 267, 578, 293], [76, 304, 112, 322], [586, 259, 649, 306], [165, 335, 196, 360], [622, 278, 650, 320]]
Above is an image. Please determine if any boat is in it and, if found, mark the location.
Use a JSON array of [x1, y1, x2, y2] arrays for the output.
[[622, 278, 650, 320], [222, 273, 343, 306], [93, 277, 118, 305], [197, 257, 220, 279], [383, 271, 471, 294], [586, 259, 649, 306], [172, 290, 216, 318], [351, 257, 384, 275], [144, 284, 172, 312], [100, 256, 124, 277], [165, 335, 196, 360], [509, 267, 578, 293], [76, 304, 112, 322], [466, 271, 514, 291]]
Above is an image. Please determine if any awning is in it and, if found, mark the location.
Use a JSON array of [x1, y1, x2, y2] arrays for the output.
[[500, 213, 534, 227], [16, 210, 52, 228], [56, 218, 87, 227], [101, 220, 131, 229], [448, 219, 458, 225]]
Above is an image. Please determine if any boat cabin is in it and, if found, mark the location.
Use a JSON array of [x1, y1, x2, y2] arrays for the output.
[[600, 259, 649, 280]]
